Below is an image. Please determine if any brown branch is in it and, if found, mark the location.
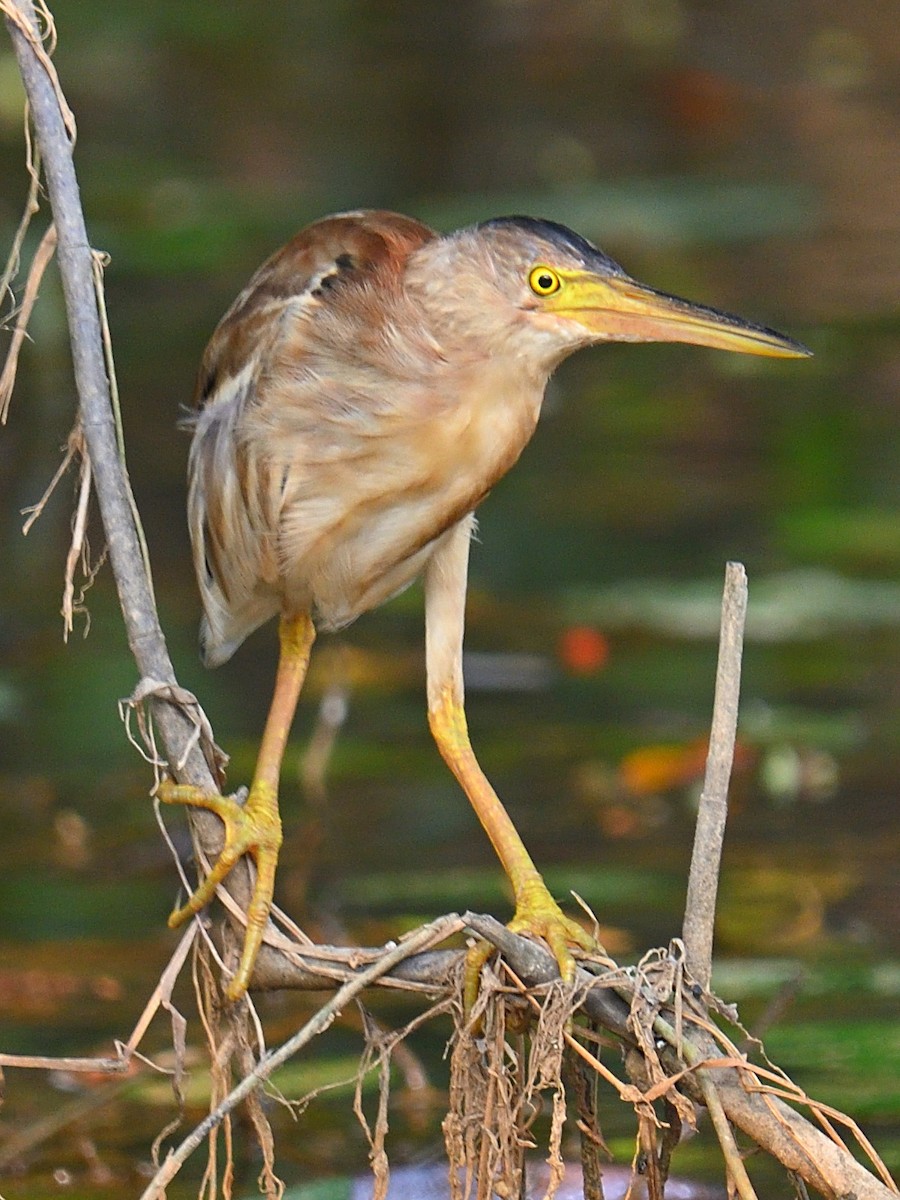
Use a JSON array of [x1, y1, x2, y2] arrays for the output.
[[2, 912, 895, 1200], [682, 561, 748, 990]]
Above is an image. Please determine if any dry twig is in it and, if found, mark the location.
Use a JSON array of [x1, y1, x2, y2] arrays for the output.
[[683, 562, 748, 991], [0, 221, 56, 421], [138, 915, 462, 1200]]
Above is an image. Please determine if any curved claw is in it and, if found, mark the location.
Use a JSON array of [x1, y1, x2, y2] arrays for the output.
[[463, 885, 595, 1014], [158, 780, 282, 1001]]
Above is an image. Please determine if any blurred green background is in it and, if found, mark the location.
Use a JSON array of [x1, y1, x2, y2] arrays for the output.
[[0, 2, 898, 1197]]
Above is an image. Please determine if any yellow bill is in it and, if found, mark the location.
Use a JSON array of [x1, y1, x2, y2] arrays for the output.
[[551, 268, 811, 359]]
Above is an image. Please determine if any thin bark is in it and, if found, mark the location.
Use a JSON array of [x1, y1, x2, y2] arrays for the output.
[[5, 0, 251, 907], [682, 561, 748, 990]]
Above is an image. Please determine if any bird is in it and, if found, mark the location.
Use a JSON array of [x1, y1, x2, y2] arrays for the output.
[[159, 209, 809, 1001]]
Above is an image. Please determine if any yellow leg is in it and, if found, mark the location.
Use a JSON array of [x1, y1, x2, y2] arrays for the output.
[[424, 518, 594, 1010], [429, 685, 594, 1008], [159, 612, 316, 1000]]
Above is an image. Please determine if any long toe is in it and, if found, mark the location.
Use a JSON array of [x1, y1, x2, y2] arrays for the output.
[[508, 888, 595, 984], [464, 887, 596, 1018], [158, 780, 283, 999], [225, 808, 281, 1000]]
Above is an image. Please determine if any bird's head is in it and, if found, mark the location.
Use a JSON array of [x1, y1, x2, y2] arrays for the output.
[[405, 215, 810, 372]]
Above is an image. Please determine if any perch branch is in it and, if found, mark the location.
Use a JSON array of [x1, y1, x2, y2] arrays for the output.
[[4, 0, 259, 947], [463, 916, 896, 1200], [682, 561, 748, 990]]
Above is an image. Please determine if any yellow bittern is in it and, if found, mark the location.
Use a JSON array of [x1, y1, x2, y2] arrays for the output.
[[161, 210, 809, 1000]]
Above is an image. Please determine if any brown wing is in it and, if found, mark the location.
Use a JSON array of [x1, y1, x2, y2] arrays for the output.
[[186, 211, 436, 666]]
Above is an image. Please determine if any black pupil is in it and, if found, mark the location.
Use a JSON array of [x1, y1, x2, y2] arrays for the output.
[[537, 273, 554, 290]]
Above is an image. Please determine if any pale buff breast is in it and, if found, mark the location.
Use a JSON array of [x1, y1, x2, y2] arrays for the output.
[[254, 354, 546, 631]]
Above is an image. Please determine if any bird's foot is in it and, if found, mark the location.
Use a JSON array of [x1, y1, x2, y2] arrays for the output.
[[157, 779, 282, 1001], [464, 881, 595, 1013]]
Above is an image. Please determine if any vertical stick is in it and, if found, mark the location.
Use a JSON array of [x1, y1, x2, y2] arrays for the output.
[[682, 562, 748, 992], [4, 0, 216, 790], [4, 0, 251, 953]]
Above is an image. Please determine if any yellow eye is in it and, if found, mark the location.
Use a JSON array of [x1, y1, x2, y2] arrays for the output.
[[528, 266, 561, 296]]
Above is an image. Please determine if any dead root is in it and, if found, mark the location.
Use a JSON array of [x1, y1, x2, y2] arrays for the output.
[[444, 962, 575, 1200], [2, 910, 898, 1200]]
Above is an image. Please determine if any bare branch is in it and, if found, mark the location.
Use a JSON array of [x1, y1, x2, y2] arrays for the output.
[[20, 418, 78, 533], [4, 0, 259, 944], [682, 561, 748, 990], [5, 0, 182, 719]]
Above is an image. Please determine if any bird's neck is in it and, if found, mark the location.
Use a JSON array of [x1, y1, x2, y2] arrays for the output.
[[421, 353, 548, 511]]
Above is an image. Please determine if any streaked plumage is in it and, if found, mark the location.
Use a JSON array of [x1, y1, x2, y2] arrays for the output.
[[163, 209, 809, 1000]]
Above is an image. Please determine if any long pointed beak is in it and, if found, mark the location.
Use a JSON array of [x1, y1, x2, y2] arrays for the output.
[[555, 270, 811, 359]]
